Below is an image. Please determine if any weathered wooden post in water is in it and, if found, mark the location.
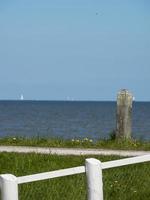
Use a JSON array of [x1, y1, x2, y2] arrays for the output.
[[116, 89, 133, 139]]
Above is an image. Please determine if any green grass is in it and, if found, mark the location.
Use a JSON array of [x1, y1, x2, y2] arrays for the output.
[[0, 136, 150, 150], [0, 152, 150, 200]]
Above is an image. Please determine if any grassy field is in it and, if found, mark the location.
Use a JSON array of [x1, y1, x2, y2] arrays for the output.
[[0, 152, 150, 200], [0, 136, 150, 150]]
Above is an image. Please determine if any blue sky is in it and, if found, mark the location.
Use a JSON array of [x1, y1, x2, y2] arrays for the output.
[[0, 0, 150, 101]]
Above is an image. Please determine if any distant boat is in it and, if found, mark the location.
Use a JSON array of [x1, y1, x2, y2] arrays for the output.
[[20, 94, 24, 100]]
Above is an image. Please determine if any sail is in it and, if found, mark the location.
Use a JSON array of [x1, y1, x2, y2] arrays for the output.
[[20, 94, 24, 100]]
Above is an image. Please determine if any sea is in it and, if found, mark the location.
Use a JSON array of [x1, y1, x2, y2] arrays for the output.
[[0, 101, 150, 141]]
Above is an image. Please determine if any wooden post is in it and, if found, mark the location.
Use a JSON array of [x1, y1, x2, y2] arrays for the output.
[[85, 158, 103, 200], [0, 174, 18, 200], [116, 89, 133, 139]]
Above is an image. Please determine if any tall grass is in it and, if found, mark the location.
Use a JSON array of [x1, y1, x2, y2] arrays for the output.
[[0, 136, 150, 150]]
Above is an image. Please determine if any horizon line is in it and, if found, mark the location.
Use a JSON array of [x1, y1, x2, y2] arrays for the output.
[[0, 99, 149, 103]]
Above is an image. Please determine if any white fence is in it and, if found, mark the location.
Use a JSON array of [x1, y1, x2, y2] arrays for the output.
[[0, 154, 150, 200]]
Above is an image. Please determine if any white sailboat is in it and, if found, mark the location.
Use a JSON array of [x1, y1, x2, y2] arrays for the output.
[[20, 94, 24, 100]]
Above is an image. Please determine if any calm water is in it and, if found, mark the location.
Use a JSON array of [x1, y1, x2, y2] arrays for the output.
[[0, 101, 150, 141]]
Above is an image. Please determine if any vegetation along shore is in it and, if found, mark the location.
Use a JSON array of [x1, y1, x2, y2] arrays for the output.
[[0, 136, 150, 151]]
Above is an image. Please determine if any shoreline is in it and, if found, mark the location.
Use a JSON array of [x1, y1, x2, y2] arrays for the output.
[[0, 137, 150, 151]]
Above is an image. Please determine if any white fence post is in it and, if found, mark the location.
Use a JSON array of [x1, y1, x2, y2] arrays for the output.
[[85, 158, 103, 200], [0, 174, 18, 200]]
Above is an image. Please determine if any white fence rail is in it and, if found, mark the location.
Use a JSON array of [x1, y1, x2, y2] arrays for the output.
[[17, 166, 85, 184], [0, 154, 150, 200]]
